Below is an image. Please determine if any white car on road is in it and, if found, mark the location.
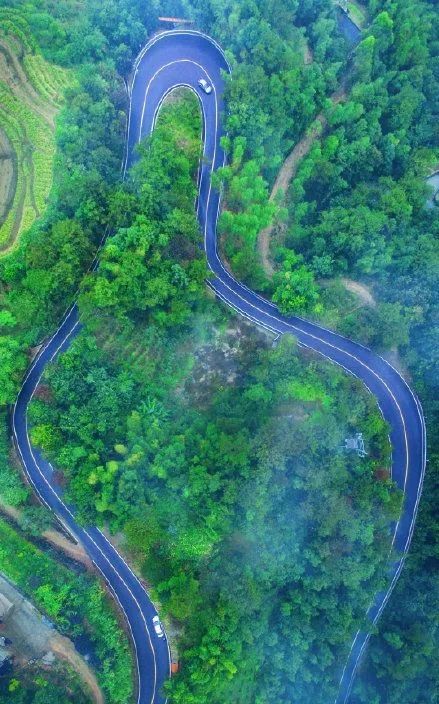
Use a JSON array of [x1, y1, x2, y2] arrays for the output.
[[198, 78, 212, 94], [152, 615, 164, 638]]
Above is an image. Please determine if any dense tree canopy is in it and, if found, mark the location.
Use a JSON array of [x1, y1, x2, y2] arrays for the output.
[[26, 90, 401, 704]]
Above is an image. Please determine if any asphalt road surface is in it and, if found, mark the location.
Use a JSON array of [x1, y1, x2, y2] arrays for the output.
[[13, 30, 426, 704]]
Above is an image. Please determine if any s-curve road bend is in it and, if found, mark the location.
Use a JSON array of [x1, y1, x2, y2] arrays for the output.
[[13, 30, 426, 704]]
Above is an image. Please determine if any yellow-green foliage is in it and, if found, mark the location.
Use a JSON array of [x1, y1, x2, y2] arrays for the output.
[[24, 54, 72, 107], [0, 7, 37, 53], [0, 11, 75, 254]]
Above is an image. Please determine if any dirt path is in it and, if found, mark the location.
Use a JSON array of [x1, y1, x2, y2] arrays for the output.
[[303, 39, 314, 65], [0, 501, 91, 568], [0, 128, 16, 224], [258, 120, 325, 278], [258, 86, 347, 277], [51, 635, 104, 704], [341, 278, 376, 307]]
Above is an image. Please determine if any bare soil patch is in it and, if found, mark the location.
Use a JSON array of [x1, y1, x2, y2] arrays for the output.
[[303, 39, 314, 65], [50, 635, 104, 704], [186, 318, 273, 407], [43, 528, 91, 567], [0, 128, 16, 224], [341, 278, 376, 307]]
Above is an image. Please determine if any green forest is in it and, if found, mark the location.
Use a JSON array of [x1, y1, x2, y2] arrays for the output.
[[0, 657, 91, 704], [25, 91, 400, 703], [0, 1, 437, 703]]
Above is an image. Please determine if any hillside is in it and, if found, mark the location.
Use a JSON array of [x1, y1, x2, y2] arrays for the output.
[[0, 2, 437, 704]]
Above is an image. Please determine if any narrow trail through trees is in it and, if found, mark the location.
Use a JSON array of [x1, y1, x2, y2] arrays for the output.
[[258, 83, 347, 277]]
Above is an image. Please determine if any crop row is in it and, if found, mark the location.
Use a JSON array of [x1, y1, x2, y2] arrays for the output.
[[0, 80, 55, 249], [0, 12, 73, 254], [0, 12, 36, 54], [23, 53, 73, 108], [0, 102, 27, 243], [0, 105, 27, 249]]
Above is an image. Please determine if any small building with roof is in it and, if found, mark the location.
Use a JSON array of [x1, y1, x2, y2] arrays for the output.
[[344, 432, 367, 457]]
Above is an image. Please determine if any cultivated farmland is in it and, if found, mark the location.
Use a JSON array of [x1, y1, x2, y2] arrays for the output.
[[0, 9, 74, 254]]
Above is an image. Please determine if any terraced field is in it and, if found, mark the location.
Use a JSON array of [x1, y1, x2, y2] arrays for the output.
[[0, 9, 75, 254]]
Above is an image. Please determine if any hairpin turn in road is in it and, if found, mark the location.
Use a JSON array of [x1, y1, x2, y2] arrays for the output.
[[13, 30, 426, 704]]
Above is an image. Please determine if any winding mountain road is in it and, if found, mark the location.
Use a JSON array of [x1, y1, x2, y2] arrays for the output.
[[12, 30, 426, 704]]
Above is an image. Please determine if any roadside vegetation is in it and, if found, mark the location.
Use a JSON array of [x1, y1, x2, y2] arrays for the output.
[[0, 0, 154, 414], [0, 516, 132, 704], [345, 2, 367, 29], [1, 661, 92, 704], [205, 0, 437, 354]]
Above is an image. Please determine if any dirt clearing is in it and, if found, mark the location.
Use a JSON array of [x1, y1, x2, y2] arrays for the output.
[[341, 278, 376, 307], [0, 128, 16, 224]]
